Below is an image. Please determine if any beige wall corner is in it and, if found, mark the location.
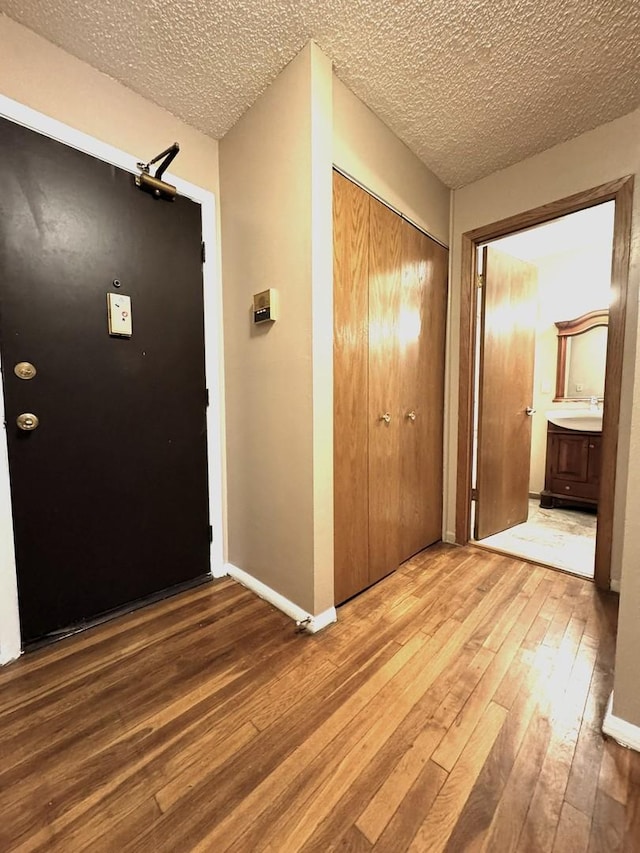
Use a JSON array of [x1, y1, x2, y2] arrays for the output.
[[613, 291, 640, 727], [309, 44, 335, 614], [0, 16, 219, 196], [220, 42, 333, 614], [332, 76, 450, 245], [615, 516, 640, 727], [447, 107, 640, 729]]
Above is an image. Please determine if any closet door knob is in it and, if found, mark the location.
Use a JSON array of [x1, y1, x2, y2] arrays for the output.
[[406, 411, 416, 421], [380, 412, 391, 424]]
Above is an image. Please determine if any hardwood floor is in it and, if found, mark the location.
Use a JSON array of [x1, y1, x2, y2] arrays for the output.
[[0, 544, 638, 851]]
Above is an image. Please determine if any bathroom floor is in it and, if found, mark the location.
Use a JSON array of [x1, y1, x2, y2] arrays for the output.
[[475, 498, 597, 578]]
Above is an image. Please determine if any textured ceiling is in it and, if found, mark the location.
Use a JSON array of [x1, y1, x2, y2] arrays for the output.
[[1, 0, 639, 187]]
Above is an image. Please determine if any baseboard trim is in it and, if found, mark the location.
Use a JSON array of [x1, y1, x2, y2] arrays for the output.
[[603, 692, 640, 752], [224, 563, 337, 634], [610, 578, 621, 593], [306, 606, 338, 633], [0, 644, 21, 666], [211, 563, 228, 579]]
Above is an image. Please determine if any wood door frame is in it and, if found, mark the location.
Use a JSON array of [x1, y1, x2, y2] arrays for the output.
[[455, 176, 634, 589], [0, 94, 226, 663]]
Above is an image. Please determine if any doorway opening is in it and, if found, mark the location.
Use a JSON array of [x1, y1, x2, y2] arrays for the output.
[[470, 203, 615, 579], [455, 176, 634, 590]]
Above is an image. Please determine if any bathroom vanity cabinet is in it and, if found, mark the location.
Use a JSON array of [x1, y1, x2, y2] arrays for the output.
[[540, 422, 601, 510]]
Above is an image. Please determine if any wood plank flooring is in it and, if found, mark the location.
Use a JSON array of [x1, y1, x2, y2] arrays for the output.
[[1, 544, 638, 852]]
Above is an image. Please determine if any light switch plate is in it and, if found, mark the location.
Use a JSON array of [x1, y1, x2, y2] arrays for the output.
[[107, 293, 132, 337]]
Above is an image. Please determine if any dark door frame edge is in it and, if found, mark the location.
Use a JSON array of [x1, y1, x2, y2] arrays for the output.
[[455, 175, 634, 590]]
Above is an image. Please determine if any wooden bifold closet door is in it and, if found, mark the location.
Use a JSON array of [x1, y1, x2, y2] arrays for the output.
[[368, 196, 402, 585], [399, 222, 448, 562], [333, 171, 448, 605], [333, 172, 370, 603]]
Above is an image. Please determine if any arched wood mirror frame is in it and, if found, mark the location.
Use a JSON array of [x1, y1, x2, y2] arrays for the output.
[[554, 308, 609, 401]]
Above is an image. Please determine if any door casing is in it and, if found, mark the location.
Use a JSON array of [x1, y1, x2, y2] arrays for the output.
[[0, 94, 226, 663], [456, 176, 634, 590]]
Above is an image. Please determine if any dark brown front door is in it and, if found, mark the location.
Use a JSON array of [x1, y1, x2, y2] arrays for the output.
[[0, 119, 210, 644]]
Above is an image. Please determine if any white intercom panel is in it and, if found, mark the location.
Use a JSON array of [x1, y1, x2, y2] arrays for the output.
[[107, 293, 132, 337]]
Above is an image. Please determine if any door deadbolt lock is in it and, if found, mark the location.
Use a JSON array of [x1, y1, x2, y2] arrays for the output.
[[14, 362, 37, 380], [16, 413, 39, 431]]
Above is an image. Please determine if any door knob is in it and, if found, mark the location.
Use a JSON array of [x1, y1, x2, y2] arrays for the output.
[[14, 362, 37, 380], [380, 412, 391, 424], [406, 411, 416, 421], [16, 413, 39, 431], [525, 407, 536, 416]]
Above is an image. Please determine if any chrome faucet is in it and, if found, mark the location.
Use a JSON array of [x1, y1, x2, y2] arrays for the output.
[[589, 396, 603, 411]]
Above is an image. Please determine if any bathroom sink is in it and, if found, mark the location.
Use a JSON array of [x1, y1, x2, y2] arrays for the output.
[[546, 409, 603, 432]]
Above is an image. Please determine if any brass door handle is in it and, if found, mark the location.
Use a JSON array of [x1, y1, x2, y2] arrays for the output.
[[406, 411, 416, 421], [14, 362, 36, 380], [16, 413, 39, 431], [380, 412, 391, 424]]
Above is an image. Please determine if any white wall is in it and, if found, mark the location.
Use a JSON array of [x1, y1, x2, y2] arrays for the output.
[[447, 108, 640, 728], [220, 43, 334, 615], [333, 76, 450, 246]]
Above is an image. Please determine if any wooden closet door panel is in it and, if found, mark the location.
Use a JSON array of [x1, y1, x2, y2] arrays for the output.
[[333, 171, 370, 604], [368, 197, 402, 584], [399, 223, 448, 561]]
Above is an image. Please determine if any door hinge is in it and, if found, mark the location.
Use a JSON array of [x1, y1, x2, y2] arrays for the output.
[[471, 487, 478, 500], [205, 388, 210, 408], [208, 524, 213, 544], [201, 241, 206, 263], [476, 274, 484, 289]]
